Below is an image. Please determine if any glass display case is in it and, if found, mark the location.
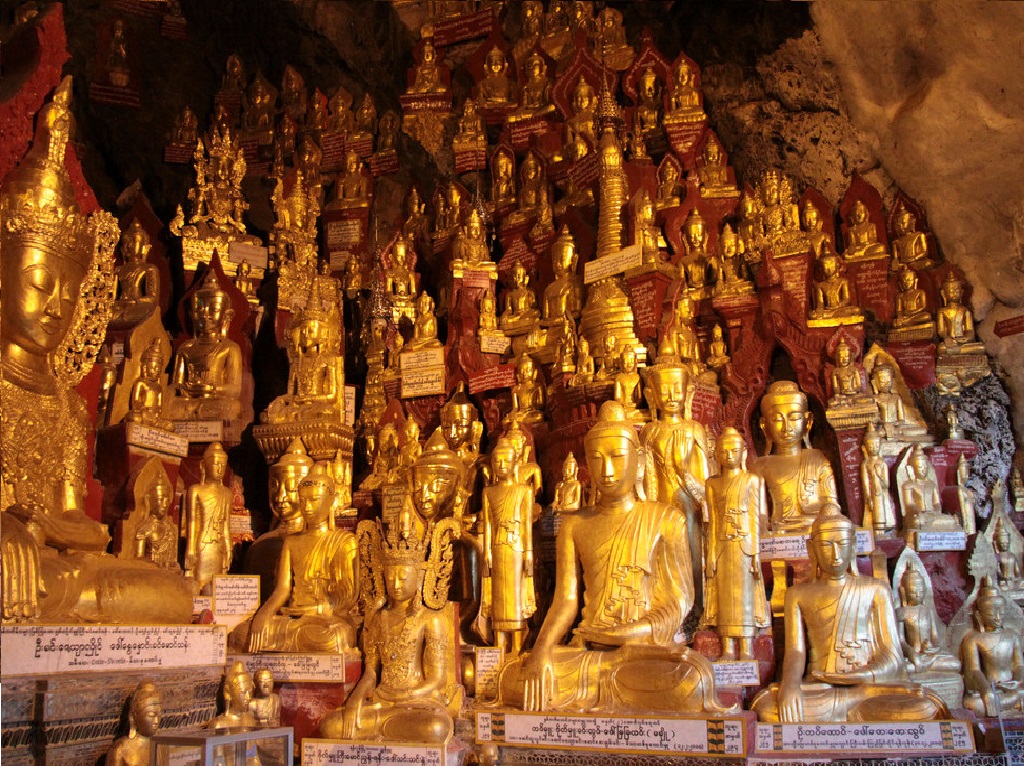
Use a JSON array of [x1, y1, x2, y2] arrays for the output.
[[151, 726, 293, 766]]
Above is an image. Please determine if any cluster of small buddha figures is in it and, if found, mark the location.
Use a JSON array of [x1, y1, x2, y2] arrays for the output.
[[5, 9, 1024, 765]]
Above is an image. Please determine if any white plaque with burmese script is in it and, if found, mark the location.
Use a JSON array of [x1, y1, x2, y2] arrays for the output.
[[754, 721, 973, 756], [301, 740, 444, 766]]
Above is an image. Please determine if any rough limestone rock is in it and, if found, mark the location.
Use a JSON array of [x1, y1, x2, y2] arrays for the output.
[[811, 1, 1024, 439]]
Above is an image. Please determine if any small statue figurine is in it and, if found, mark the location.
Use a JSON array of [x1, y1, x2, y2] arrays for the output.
[[510, 353, 545, 424], [562, 77, 597, 160], [451, 208, 495, 273], [891, 267, 935, 339], [125, 340, 173, 430], [898, 444, 963, 545], [320, 509, 462, 742], [828, 336, 869, 406], [168, 270, 244, 421], [208, 661, 257, 730], [870, 362, 929, 442], [570, 336, 594, 386], [1014, 469, 1024, 516], [656, 158, 683, 210], [994, 517, 1024, 594], [246, 463, 358, 652], [133, 464, 179, 570], [329, 150, 371, 209], [106, 681, 161, 766], [665, 57, 704, 123], [860, 423, 897, 538], [891, 203, 935, 269], [353, 93, 378, 141], [400, 418, 423, 469], [952, 455, 977, 535], [703, 427, 769, 660], [633, 189, 666, 266], [752, 506, 946, 722], [498, 401, 734, 715], [453, 98, 487, 152], [551, 452, 582, 514], [184, 442, 234, 593], [613, 347, 645, 421], [491, 149, 516, 209], [281, 64, 307, 123], [249, 669, 281, 727], [509, 52, 554, 122], [801, 203, 834, 259], [937, 271, 984, 356], [894, 558, 961, 678], [706, 324, 730, 370], [808, 251, 864, 325], [408, 292, 442, 350], [596, 6, 633, 70], [500, 261, 541, 332], [234, 260, 259, 307], [113, 219, 160, 324], [697, 135, 739, 198], [173, 106, 200, 148], [410, 37, 448, 95], [713, 224, 753, 295], [635, 66, 662, 134], [542, 227, 583, 321], [752, 381, 838, 534], [843, 199, 889, 261], [960, 577, 1024, 717], [478, 438, 537, 654], [478, 46, 515, 105]]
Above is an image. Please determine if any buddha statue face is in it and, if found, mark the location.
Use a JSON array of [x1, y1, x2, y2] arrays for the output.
[[418, 293, 434, 315], [526, 55, 544, 82], [910, 448, 930, 480], [835, 341, 852, 367], [942, 276, 964, 305], [254, 669, 274, 698], [863, 429, 881, 457], [640, 68, 658, 103], [900, 569, 926, 607], [712, 324, 724, 343], [422, 41, 437, 66], [760, 383, 811, 452], [703, 139, 722, 166], [895, 208, 915, 235], [517, 354, 537, 383], [562, 452, 578, 480], [977, 594, 1006, 631], [412, 464, 459, 521], [298, 473, 334, 528], [850, 200, 868, 225], [385, 562, 422, 603], [648, 366, 687, 416], [203, 444, 228, 482], [269, 460, 309, 527], [585, 415, 639, 502], [298, 317, 325, 350], [439, 403, 471, 448], [467, 215, 482, 241], [131, 687, 161, 738], [552, 236, 574, 276], [717, 430, 746, 471], [1, 241, 88, 364], [121, 221, 150, 263], [810, 517, 854, 578], [486, 48, 506, 76], [871, 365, 894, 394], [801, 204, 821, 232], [192, 287, 230, 338], [684, 214, 705, 246], [675, 59, 693, 87], [899, 268, 918, 292], [480, 292, 495, 315], [225, 669, 254, 713], [996, 526, 1011, 553], [621, 348, 636, 373], [147, 478, 172, 519], [495, 152, 512, 180], [523, 153, 540, 181], [491, 443, 516, 482], [661, 162, 679, 186], [573, 79, 594, 114]]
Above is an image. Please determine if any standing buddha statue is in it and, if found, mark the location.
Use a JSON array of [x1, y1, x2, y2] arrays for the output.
[[184, 442, 234, 593]]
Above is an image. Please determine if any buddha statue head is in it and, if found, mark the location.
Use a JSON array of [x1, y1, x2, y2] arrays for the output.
[[801, 203, 822, 233], [833, 336, 854, 368], [941, 270, 965, 306], [222, 661, 255, 715], [759, 380, 813, 455], [269, 438, 313, 530], [974, 576, 1006, 632], [552, 226, 577, 277], [683, 207, 707, 249], [485, 46, 507, 77], [646, 364, 688, 419], [849, 199, 869, 225], [719, 224, 742, 259], [572, 77, 595, 116], [190, 270, 233, 339], [298, 462, 336, 529], [411, 429, 465, 522], [899, 565, 927, 608], [127, 680, 162, 739], [201, 441, 229, 484], [702, 135, 723, 167], [862, 421, 882, 457], [717, 426, 747, 470], [120, 219, 151, 264], [1, 76, 119, 394], [254, 668, 275, 699], [440, 383, 478, 453], [562, 450, 579, 481], [809, 502, 856, 579], [639, 66, 659, 106], [584, 401, 640, 503]]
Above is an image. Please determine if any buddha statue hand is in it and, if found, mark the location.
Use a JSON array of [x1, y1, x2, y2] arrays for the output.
[[342, 673, 376, 737], [778, 681, 804, 722], [1, 510, 43, 621], [520, 650, 556, 711]]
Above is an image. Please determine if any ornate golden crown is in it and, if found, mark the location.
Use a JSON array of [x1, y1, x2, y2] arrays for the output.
[[382, 518, 429, 567]]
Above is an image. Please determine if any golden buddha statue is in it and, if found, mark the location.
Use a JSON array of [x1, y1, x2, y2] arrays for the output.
[[680, 207, 711, 290], [703, 427, 770, 660], [954, 454, 977, 535], [328, 150, 371, 209], [353, 93, 378, 142], [448, 204, 487, 263], [408, 292, 442, 350], [479, 46, 515, 106], [453, 98, 487, 153], [860, 423, 896, 537], [754, 170, 806, 258], [937, 271, 985, 356], [570, 336, 595, 386], [1, 77, 192, 625], [892, 204, 935, 269], [250, 669, 281, 728], [509, 353, 546, 425], [664, 57, 705, 124], [209, 661, 257, 731], [752, 381, 837, 534], [243, 70, 277, 138], [498, 401, 734, 714], [894, 557, 961, 679], [401, 418, 423, 470], [490, 149, 516, 210], [706, 324, 730, 369], [113, 219, 160, 325], [613, 348, 645, 421], [828, 336, 869, 406], [994, 517, 1024, 596], [246, 463, 359, 653], [552, 452, 582, 514], [500, 261, 541, 333], [563, 77, 597, 160], [593, 334, 620, 383], [657, 296, 704, 375], [753, 506, 947, 722], [656, 159, 683, 210], [869, 362, 929, 442], [898, 444, 963, 543], [633, 189, 667, 266], [125, 339, 173, 430], [410, 37, 448, 95], [960, 577, 1024, 717], [328, 86, 355, 134], [640, 363, 712, 595], [596, 6, 633, 70], [168, 270, 243, 421], [843, 199, 888, 261], [478, 438, 537, 654], [697, 135, 739, 198], [105, 681, 161, 766], [635, 66, 662, 134], [384, 235, 418, 322], [184, 442, 233, 593], [891, 267, 935, 339], [361, 423, 401, 493], [809, 251, 864, 325], [801, 203, 834, 259], [543, 226, 583, 322], [132, 463, 179, 570], [509, 52, 555, 122], [234, 259, 259, 307], [513, 150, 547, 221], [281, 64, 307, 123], [713, 223, 753, 295]]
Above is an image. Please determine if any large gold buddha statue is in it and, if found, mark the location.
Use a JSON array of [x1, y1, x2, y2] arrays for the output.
[[752, 506, 947, 722], [1, 77, 192, 624], [497, 401, 734, 715], [751, 381, 837, 534]]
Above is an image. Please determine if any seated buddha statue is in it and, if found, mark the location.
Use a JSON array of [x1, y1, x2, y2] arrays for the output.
[[125, 339, 174, 431], [353, 93, 378, 142], [936, 271, 985, 356], [633, 190, 667, 266], [453, 98, 486, 153], [751, 382, 838, 534], [895, 563, 961, 676], [752, 506, 947, 722], [596, 6, 633, 70], [328, 150, 370, 209], [655, 159, 683, 210], [713, 224, 753, 295], [543, 227, 583, 322], [246, 464, 359, 653], [1, 78, 192, 624], [478, 291, 499, 332], [450, 208, 495, 273], [809, 251, 863, 324], [168, 270, 243, 421], [113, 219, 160, 325], [105, 681, 162, 766], [243, 70, 277, 140], [801, 203, 834, 260], [892, 267, 935, 336], [491, 149, 516, 210], [510, 353, 546, 425], [892, 204, 935, 269], [706, 324, 730, 370], [898, 444, 963, 541], [613, 348, 645, 421], [664, 57, 705, 123], [498, 402, 734, 714], [828, 337, 870, 407], [869, 362, 929, 442], [509, 52, 554, 122], [479, 46, 515, 106], [408, 292, 443, 350], [843, 199, 889, 261], [960, 577, 1024, 717], [500, 261, 541, 333], [562, 77, 597, 160], [386, 235, 418, 322], [410, 38, 448, 95], [635, 66, 662, 134], [697, 135, 738, 198]]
